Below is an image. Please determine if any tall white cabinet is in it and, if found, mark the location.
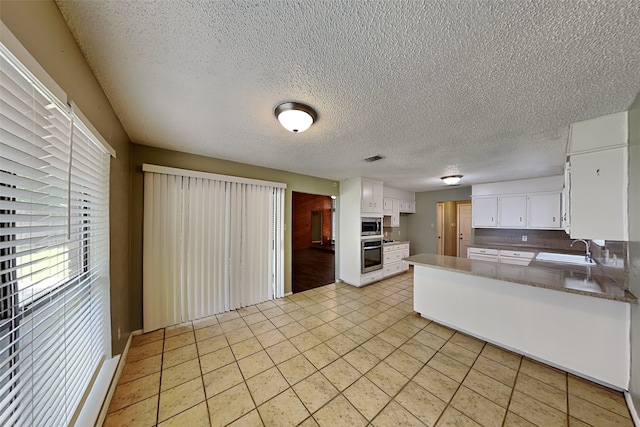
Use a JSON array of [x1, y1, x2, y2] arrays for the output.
[[567, 111, 628, 241], [339, 177, 384, 287]]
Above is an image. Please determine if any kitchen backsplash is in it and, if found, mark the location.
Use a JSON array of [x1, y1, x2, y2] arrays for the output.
[[474, 229, 579, 250], [474, 229, 627, 265], [474, 229, 627, 285]]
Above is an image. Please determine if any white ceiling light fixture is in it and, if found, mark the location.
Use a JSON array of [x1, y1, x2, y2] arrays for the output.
[[274, 102, 317, 133], [441, 175, 463, 185]]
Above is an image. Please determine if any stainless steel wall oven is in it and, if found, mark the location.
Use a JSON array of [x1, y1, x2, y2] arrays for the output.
[[361, 238, 383, 273]]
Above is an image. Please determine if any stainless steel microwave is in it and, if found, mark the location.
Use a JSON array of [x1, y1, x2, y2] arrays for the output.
[[361, 217, 382, 236]]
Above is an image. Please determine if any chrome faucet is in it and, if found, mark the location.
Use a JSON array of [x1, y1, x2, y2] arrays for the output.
[[571, 239, 592, 262]]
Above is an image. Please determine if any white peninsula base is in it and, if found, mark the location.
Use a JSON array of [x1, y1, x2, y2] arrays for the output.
[[413, 264, 630, 389]]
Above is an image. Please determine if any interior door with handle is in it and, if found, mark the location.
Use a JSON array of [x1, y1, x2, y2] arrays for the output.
[[437, 202, 445, 255], [457, 203, 472, 258]]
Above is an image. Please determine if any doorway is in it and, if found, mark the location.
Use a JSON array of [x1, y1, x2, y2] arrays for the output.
[[457, 202, 472, 258], [311, 211, 323, 244], [436, 200, 471, 257], [292, 192, 335, 293], [436, 202, 445, 255]]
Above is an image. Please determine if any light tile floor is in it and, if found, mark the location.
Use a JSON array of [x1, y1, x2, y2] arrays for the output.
[[105, 270, 633, 426]]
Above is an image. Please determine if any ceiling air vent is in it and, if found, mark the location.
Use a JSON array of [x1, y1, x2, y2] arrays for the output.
[[364, 155, 385, 163]]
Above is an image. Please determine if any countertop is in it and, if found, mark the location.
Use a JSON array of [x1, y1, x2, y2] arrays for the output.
[[383, 240, 410, 247], [404, 253, 636, 303], [468, 242, 583, 254]]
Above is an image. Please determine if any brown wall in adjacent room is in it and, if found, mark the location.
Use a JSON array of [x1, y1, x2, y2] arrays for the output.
[[293, 192, 333, 250]]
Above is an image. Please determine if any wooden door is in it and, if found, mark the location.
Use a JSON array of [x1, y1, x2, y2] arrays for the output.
[[457, 203, 472, 258], [436, 202, 445, 255]]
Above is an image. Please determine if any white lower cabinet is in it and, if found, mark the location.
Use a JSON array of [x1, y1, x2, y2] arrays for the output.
[[467, 247, 499, 262], [468, 247, 534, 266], [361, 270, 384, 286], [383, 243, 410, 278], [498, 250, 535, 265]]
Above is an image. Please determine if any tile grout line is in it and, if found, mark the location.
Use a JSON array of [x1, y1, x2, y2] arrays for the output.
[[433, 338, 488, 426], [501, 354, 523, 427], [155, 328, 165, 427], [566, 370, 570, 426], [188, 322, 214, 427]]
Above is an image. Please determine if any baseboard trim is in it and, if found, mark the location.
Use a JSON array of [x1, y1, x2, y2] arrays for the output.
[[284, 292, 293, 297], [625, 391, 640, 426], [94, 329, 143, 426]]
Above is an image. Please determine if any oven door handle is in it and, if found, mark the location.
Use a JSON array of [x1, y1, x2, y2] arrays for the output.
[[363, 245, 382, 250]]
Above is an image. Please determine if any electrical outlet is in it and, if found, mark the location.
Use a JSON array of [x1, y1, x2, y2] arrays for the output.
[[522, 236, 528, 242]]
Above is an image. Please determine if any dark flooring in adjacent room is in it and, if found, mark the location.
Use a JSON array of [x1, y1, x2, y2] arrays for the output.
[[293, 247, 335, 293]]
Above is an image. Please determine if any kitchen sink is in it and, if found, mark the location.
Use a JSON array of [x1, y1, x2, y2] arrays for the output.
[[535, 252, 596, 266]]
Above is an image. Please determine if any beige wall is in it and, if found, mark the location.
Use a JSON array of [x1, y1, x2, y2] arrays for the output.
[[406, 187, 473, 255], [129, 144, 339, 331], [1, 1, 132, 354], [627, 94, 640, 403]]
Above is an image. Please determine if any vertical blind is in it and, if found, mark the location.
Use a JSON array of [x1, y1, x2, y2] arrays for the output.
[[143, 165, 285, 332], [0, 44, 112, 425]]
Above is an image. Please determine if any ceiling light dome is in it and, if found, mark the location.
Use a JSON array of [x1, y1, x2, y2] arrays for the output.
[[275, 102, 317, 133], [441, 175, 463, 185]]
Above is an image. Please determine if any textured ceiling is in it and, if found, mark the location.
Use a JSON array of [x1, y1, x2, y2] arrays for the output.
[[56, 0, 640, 192]]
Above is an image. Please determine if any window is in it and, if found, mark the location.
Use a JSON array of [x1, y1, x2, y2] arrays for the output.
[[1, 43, 112, 425]]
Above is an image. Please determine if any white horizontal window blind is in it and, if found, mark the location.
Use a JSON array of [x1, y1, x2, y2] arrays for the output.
[[143, 165, 285, 332], [0, 44, 112, 426]]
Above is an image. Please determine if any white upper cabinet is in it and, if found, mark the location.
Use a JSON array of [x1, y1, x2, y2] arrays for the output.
[[569, 147, 628, 240], [383, 199, 400, 227], [527, 192, 562, 229], [472, 176, 564, 230], [567, 111, 629, 241], [381, 186, 416, 217], [472, 196, 498, 227], [383, 197, 393, 213], [361, 178, 383, 214], [568, 111, 628, 154], [404, 200, 416, 213], [498, 195, 527, 228]]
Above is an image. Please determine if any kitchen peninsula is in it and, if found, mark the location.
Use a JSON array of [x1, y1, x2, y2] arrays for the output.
[[405, 252, 635, 390]]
